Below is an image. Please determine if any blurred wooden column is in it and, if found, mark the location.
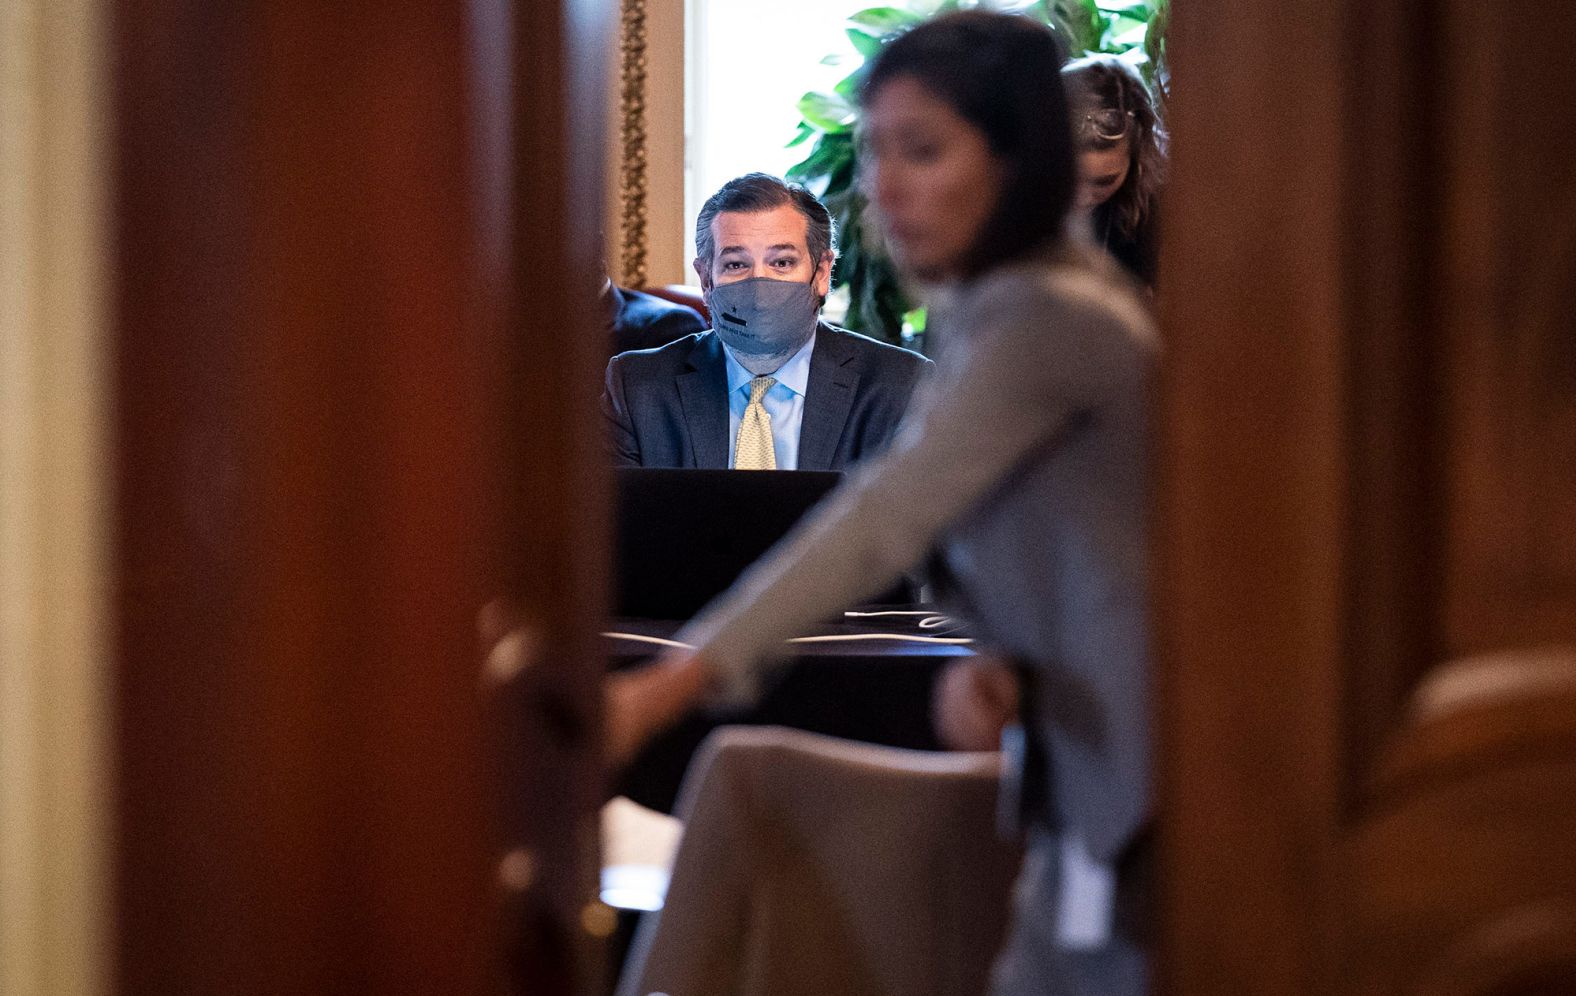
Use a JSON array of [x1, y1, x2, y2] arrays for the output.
[[499, 0, 616, 992], [1157, 0, 1576, 993], [112, 0, 609, 992]]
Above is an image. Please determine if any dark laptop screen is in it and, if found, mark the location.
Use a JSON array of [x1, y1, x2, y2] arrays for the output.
[[613, 467, 846, 620]]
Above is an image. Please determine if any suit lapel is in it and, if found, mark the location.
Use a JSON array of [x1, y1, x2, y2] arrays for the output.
[[676, 332, 730, 469], [796, 323, 860, 472]]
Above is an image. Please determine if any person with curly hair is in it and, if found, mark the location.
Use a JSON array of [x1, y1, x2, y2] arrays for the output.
[[1062, 54, 1167, 289]]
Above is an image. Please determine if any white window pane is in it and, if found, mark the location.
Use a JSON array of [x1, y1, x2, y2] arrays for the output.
[[686, 0, 860, 266]]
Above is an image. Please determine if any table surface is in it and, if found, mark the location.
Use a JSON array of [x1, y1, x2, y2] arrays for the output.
[[604, 612, 976, 661], [608, 611, 973, 813]]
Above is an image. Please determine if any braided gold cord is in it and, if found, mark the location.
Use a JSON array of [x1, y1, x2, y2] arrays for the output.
[[618, 0, 650, 287]]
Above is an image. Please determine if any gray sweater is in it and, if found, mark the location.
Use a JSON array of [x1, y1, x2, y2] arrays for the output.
[[676, 242, 1157, 864]]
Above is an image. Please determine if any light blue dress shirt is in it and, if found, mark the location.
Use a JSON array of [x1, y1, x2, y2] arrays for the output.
[[721, 331, 816, 470]]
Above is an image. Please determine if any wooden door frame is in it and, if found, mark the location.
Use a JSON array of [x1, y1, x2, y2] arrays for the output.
[[1156, 1, 1576, 991], [1155, 2, 1442, 991], [109, 1, 613, 991], [0, 1, 113, 993]]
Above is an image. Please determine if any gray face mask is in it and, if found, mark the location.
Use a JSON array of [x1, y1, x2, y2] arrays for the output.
[[706, 276, 819, 360]]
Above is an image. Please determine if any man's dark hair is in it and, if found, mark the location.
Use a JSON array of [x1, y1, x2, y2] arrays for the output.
[[861, 11, 1075, 279], [693, 173, 838, 277]]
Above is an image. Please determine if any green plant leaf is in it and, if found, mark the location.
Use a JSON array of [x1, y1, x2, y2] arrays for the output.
[[776, 0, 1167, 348], [786, 131, 854, 184], [1044, 0, 1104, 54], [1144, 0, 1170, 111], [797, 91, 857, 133], [823, 149, 857, 196], [1108, 20, 1148, 49], [833, 65, 868, 101], [846, 6, 923, 34], [1108, 11, 1147, 32], [845, 27, 885, 59]]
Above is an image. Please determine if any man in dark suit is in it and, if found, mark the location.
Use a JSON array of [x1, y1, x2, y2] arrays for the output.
[[603, 173, 930, 470], [601, 280, 706, 358]]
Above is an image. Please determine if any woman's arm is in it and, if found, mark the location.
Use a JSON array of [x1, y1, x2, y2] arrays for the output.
[[682, 267, 1153, 703]]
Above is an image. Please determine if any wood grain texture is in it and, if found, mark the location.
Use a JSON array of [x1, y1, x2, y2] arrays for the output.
[[1157, 1, 1576, 993], [497, 0, 616, 992], [1155, 1, 1351, 990], [113, 1, 503, 991], [1435, 1, 1576, 655]]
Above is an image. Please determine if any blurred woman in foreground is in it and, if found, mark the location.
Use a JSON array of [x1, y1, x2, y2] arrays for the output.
[[612, 11, 1157, 993]]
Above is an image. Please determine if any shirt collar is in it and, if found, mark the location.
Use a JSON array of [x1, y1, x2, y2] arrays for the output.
[[721, 327, 817, 398]]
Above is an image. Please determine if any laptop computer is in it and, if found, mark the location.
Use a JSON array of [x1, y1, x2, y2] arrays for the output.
[[613, 467, 912, 620]]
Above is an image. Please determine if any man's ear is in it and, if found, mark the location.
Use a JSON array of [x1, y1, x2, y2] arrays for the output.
[[814, 252, 835, 297], [693, 257, 711, 291]]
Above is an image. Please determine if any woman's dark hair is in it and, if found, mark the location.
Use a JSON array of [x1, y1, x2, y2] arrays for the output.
[[859, 11, 1075, 279], [1061, 54, 1166, 240]]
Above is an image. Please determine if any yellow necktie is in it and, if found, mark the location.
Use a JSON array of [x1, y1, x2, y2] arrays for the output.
[[734, 375, 777, 470]]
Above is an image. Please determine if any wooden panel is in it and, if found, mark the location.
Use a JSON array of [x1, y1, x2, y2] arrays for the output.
[[497, 0, 615, 992], [1436, 2, 1576, 654], [1159, 0, 1576, 992], [1155, 1, 1353, 990], [1335, 0, 1446, 785], [113, 1, 502, 992]]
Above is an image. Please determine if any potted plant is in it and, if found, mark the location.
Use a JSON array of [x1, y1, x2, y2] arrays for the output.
[[786, 0, 1168, 349]]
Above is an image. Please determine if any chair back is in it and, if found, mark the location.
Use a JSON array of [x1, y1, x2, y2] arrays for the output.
[[640, 284, 708, 323], [619, 727, 1022, 996], [1357, 648, 1576, 996]]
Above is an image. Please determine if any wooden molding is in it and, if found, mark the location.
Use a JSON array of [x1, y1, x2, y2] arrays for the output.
[[0, 1, 112, 993]]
